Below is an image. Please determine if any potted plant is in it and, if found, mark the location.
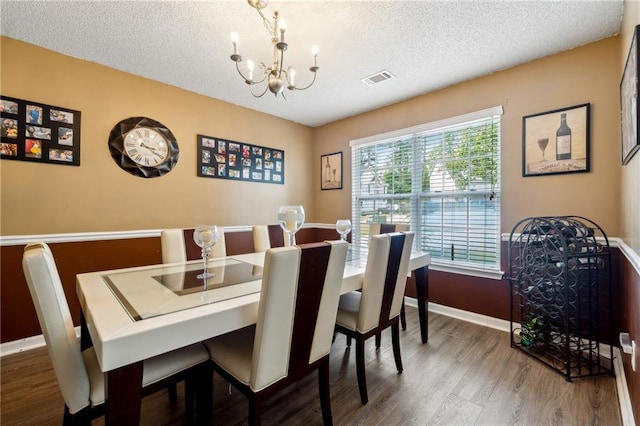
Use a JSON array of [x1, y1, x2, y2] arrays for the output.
[[520, 317, 542, 347]]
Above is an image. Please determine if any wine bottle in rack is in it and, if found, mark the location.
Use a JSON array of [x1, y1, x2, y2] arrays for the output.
[[556, 113, 571, 160]]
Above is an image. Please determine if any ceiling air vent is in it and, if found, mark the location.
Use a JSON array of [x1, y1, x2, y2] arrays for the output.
[[361, 70, 395, 86]]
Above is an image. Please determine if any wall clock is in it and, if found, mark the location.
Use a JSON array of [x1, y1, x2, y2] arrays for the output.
[[108, 116, 179, 178]]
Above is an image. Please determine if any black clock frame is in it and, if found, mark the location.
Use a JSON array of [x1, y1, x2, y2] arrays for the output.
[[108, 116, 179, 178]]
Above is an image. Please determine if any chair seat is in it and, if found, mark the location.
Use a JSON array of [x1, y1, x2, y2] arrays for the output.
[[335, 291, 362, 332], [203, 326, 256, 388], [83, 343, 209, 407]]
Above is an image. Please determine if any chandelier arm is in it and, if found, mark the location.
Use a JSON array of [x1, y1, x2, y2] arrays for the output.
[[233, 61, 251, 83], [290, 70, 318, 91], [234, 61, 269, 85], [249, 82, 270, 98]]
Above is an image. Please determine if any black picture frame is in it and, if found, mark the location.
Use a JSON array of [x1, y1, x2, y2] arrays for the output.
[[1, 96, 81, 166], [621, 25, 639, 165], [522, 103, 590, 177], [197, 134, 284, 184], [321, 151, 343, 190]]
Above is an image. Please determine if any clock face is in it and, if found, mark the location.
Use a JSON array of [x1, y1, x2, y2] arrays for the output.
[[123, 127, 169, 167], [108, 117, 179, 178]]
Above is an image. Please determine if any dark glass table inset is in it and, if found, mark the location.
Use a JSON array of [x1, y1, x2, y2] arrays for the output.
[[103, 259, 263, 320]]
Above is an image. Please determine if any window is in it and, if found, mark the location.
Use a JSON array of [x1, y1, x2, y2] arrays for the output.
[[350, 106, 503, 277]]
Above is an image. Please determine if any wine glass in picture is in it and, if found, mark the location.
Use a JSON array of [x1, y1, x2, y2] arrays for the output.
[[335, 219, 352, 242], [537, 137, 549, 162], [193, 225, 220, 280], [278, 205, 305, 246]]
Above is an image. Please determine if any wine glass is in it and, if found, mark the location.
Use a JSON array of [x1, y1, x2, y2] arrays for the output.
[[278, 205, 305, 246], [193, 225, 220, 280], [537, 137, 549, 162], [335, 219, 352, 241]]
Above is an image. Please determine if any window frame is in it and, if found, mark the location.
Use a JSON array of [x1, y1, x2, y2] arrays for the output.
[[350, 106, 504, 279]]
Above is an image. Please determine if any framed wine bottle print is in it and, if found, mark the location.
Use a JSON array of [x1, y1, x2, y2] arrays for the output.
[[321, 151, 342, 190], [621, 25, 639, 166], [522, 103, 590, 177]]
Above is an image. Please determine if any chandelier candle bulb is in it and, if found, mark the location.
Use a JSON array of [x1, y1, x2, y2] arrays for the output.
[[312, 45, 319, 67], [248, 60, 254, 81], [279, 19, 286, 42], [231, 32, 239, 55], [285, 209, 297, 232], [289, 68, 296, 86]]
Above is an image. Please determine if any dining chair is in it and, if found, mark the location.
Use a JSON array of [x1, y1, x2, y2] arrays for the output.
[[252, 225, 271, 252], [22, 242, 213, 425], [203, 240, 348, 426], [161, 227, 227, 263], [369, 223, 410, 330], [334, 232, 414, 404], [252, 224, 288, 252]]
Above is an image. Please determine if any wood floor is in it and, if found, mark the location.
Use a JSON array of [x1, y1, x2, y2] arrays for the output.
[[1, 309, 621, 425]]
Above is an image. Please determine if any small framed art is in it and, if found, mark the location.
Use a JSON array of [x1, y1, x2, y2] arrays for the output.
[[621, 25, 639, 165], [522, 103, 590, 177], [321, 151, 343, 190]]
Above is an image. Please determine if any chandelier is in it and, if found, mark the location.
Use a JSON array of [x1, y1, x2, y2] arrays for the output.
[[230, 0, 319, 99]]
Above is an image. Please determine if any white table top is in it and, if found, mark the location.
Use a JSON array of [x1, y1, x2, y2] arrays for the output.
[[76, 251, 430, 372]]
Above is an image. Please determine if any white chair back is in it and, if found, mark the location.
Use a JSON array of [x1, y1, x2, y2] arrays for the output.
[[357, 232, 414, 333], [161, 229, 187, 263], [369, 223, 410, 244], [251, 240, 347, 391], [212, 230, 227, 258], [252, 225, 271, 252], [22, 243, 91, 414]]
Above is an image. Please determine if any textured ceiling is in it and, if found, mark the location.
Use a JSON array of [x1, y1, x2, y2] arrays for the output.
[[0, 1, 624, 127]]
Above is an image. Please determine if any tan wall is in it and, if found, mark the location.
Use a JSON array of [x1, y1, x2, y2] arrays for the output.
[[0, 37, 314, 235], [313, 37, 622, 237], [621, 0, 640, 255]]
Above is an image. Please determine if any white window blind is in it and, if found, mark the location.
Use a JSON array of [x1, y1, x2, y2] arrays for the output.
[[351, 106, 503, 273]]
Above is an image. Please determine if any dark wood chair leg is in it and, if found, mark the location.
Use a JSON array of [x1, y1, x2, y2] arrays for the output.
[[355, 337, 368, 404], [194, 362, 213, 424], [318, 359, 333, 426], [346, 335, 352, 347], [168, 383, 178, 405], [391, 322, 403, 373], [184, 380, 193, 416], [249, 397, 261, 426], [64, 405, 92, 426], [375, 333, 381, 348], [400, 301, 407, 330]]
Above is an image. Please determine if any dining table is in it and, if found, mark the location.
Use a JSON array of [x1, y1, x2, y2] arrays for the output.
[[76, 249, 430, 425]]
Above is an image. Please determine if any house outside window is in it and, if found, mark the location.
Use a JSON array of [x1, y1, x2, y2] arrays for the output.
[[350, 106, 503, 278]]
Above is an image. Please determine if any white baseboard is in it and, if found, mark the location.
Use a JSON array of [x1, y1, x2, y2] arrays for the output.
[[0, 326, 80, 357], [614, 347, 637, 426], [405, 297, 511, 332]]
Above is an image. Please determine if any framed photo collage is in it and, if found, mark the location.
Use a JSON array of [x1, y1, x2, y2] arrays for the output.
[[1, 96, 81, 166], [197, 134, 284, 184]]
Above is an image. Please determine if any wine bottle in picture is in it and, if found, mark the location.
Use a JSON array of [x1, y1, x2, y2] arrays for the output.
[[556, 113, 571, 160], [325, 156, 331, 182]]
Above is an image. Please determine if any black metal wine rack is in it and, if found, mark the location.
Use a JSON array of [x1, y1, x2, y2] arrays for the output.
[[508, 216, 613, 381]]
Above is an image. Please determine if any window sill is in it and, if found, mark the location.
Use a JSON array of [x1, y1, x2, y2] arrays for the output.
[[428, 261, 505, 280]]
